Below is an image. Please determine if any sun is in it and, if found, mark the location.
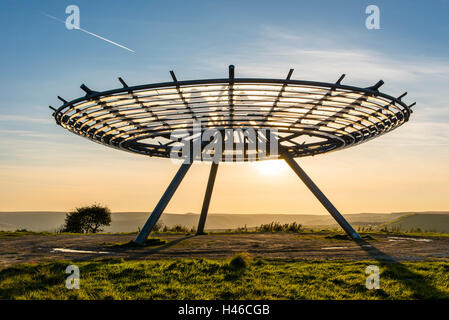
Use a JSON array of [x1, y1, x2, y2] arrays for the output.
[[255, 160, 288, 176]]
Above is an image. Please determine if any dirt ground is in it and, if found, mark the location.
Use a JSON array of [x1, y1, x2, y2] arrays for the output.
[[1, 232, 449, 269]]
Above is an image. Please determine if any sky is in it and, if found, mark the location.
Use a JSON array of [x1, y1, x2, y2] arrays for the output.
[[0, 0, 448, 214]]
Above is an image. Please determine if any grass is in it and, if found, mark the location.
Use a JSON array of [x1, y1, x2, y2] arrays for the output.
[[160, 225, 196, 233], [256, 222, 303, 233], [0, 256, 448, 300], [361, 229, 449, 239], [0, 230, 55, 238], [358, 225, 449, 238], [0, 229, 138, 239], [2, 224, 449, 239]]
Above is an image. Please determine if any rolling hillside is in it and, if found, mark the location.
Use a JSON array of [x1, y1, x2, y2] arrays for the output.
[[1, 211, 445, 233], [385, 212, 449, 233]]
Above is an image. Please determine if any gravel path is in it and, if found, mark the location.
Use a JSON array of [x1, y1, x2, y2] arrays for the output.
[[1, 232, 448, 268]]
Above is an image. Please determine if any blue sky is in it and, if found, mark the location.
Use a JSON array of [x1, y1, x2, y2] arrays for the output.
[[1, 0, 448, 109], [0, 0, 448, 213], [1, 0, 448, 118]]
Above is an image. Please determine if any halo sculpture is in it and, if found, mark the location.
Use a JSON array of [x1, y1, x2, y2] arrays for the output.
[[50, 65, 414, 244]]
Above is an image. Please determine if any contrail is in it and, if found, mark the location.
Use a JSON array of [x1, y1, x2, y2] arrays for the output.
[[43, 13, 135, 53]]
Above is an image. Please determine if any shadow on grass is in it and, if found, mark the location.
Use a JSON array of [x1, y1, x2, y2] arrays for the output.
[[105, 235, 197, 256], [0, 260, 70, 299], [326, 234, 375, 241], [149, 235, 196, 253], [354, 238, 447, 299], [103, 238, 167, 249]]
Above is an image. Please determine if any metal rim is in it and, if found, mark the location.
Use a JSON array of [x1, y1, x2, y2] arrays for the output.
[[50, 66, 415, 161]]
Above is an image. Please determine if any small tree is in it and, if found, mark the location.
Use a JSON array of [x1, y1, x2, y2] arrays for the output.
[[62, 204, 111, 233]]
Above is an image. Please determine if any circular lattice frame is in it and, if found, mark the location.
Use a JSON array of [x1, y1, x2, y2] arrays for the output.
[[51, 67, 413, 161]]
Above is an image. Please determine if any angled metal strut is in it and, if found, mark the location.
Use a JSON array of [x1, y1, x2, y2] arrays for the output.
[[197, 161, 219, 234], [280, 149, 361, 240], [134, 160, 192, 244]]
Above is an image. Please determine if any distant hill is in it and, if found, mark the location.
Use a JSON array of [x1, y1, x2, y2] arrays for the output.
[[384, 213, 449, 233], [0, 212, 66, 232], [1, 211, 448, 233]]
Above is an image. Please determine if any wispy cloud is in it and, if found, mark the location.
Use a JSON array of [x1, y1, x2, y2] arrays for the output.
[[192, 25, 449, 148], [0, 114, 52, 124], [0, 129, 58, 138], [197, 25, 448, 104], [199, 26, 449, 85]]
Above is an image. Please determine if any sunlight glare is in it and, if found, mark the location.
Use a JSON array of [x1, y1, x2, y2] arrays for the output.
[[255, 160, 288, 176]]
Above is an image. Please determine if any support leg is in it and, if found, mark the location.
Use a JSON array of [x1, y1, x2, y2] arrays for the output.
[[197, 161, 219, 234], [281, 151, 361, 240], [134, 161, 192, 244]]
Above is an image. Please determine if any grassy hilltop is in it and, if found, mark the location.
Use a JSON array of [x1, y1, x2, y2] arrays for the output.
[[1, 256, 449, 300], [1, 224, 449, 300]]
